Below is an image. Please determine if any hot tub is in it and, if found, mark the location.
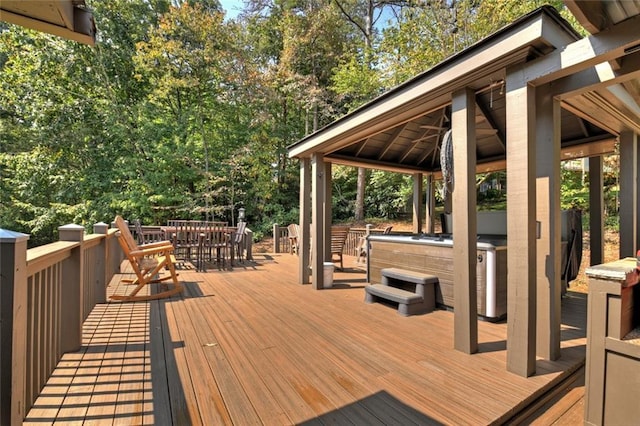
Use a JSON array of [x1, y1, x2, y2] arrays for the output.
[[367, 234, 508, 320]]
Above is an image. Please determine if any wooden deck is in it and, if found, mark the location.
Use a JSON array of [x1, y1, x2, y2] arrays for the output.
[[24, 254, 587, 425]]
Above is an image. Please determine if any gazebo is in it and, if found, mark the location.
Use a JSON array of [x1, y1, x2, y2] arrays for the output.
[[287, 2, 640, 377]]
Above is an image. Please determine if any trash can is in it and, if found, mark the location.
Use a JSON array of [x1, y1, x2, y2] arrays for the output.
[[323, 262, 334, 288]]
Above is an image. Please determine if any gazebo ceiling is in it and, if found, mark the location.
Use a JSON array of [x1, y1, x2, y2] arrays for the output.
[[288, 3, 640, 175], [0, 1, 95, 46]]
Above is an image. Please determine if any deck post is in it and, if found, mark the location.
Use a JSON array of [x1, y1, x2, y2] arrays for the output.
[[535, 88, 562, 361], [425, 175, 435, 234], [107, 225, 123, 275], [619, 131, 638, 257], [413, 173, 423, 234], [311, 153, 325, 289], [0, 229, 29, 425], [323, 161, 332, 262], [58, 224, 84, 353], [451, 87, 478, 354], [273, 223, 280, 253], [93, 222, 108, 304], [299, 157, 311, 284], [588, 156, 604, 265], [505, 73, 537, 377]]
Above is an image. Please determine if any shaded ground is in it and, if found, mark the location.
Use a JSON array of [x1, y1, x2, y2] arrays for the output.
[[253, 222, 621, 294]]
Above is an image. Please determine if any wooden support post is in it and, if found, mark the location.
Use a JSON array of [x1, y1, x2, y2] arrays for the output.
[[299, 157, 311, 284], [311, 154, 325, 289], [0, 229, 29, 425], [273, 223, 280, 254], [535, 89, 561, 361], [452, 87, 478, 354], [413, 173, 423, 234], [323, 161, 332, 262], [619, 131, 638, 258], [93, 222, 108, 305], [589, 156, 604, 265], [425, 175, 435, 234], [506, 75, 537, 377], [58, 224, 84, 353]]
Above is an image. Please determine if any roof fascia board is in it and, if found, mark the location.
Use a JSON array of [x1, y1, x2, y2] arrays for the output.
[[521, 13, 640, 87], [0, 7, 95, 46], [288, 8, 577, 159]]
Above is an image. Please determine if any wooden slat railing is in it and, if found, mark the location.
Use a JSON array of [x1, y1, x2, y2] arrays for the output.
[[273, 224, 398, 256], [0, 222, 122, 424], [272, 224, 293, 254]]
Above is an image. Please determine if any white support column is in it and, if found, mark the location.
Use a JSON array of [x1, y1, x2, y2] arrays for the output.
[[535, 88, 562, 361], [299, 157, 311, 284], [311, 153, 325, 289], [619, 131, 638, 258], [505, 73, 537, 377], [589, 156, 604, 265], [452, 87, 478, 354], [413, 173, 423, 234]]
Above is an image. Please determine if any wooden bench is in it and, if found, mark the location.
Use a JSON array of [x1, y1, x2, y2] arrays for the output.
[[364, 268, 438, 316]]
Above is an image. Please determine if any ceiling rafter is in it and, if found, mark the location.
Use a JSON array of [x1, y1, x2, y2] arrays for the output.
[[475, 95, 506, 150], [377, 122, 410, 161], [355, 137, 373, 157]]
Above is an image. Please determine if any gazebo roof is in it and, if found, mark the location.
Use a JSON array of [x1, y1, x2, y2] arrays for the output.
[[288, 4, 640, 175], [0, 1, 95, 46]]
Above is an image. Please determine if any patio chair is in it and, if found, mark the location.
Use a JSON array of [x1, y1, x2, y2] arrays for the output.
[[133, 219, 166, 245], [228, 221, 247, 263], [112, 215, 183, 301], [287, 223, 300, 254], [170, 220, 201, 264], [330, 226, 350, 271], [198, 221, 230, 269], [356, 225, 392, 264]]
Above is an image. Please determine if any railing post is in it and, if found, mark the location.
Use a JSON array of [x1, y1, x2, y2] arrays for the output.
[[245, 229, 253, 261], [273, 223, 280, 253], [93, 222, 108, 304], [0, 229, 30, 425], [58, 224, 84, 354]]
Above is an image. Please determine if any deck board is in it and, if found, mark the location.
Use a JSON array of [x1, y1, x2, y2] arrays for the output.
[[25, 253, 587, 425]]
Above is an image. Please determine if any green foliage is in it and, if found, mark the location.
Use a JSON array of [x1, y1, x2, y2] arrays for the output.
[[0, 0, 610, 247], [561, 168, 589, 210], [364, 171, 412, 219]]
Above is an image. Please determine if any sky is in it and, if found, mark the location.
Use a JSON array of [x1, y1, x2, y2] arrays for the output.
[[219, 0, 244, 20]]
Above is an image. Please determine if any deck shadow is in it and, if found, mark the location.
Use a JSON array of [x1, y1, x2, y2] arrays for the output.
[[296, 391, 443, 425], [149, 297, 193, 425]]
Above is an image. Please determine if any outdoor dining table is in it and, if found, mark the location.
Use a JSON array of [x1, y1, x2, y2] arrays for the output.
[[161, 223, 236, 271]]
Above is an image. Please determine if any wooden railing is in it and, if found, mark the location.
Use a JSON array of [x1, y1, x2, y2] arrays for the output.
[[0, 222, 123, 425], [272, 224, 399, 256], [272, 224, 293, 254]]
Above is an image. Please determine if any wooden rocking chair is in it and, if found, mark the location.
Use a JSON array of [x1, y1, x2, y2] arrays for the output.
[[111, 215, 183, 302]]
